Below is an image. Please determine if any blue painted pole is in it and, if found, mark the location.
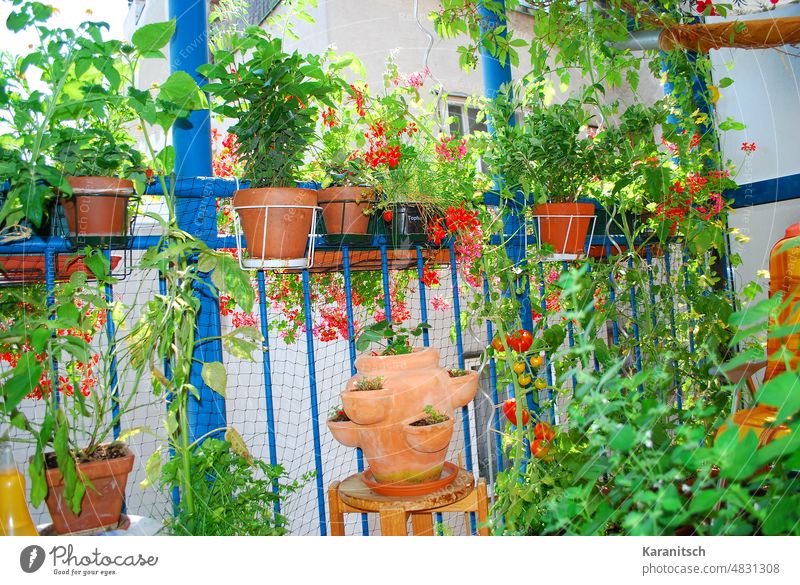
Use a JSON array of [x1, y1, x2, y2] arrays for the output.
[[169, 0, 225, 443], [342, 249, 369, 536], [415, 246, 431, 347], [627, 257, 643, 392], [256, 271, 280, 515], [301, 269, 327, 535], [449, 242, 475, 534], [379, 244, 392, 322]]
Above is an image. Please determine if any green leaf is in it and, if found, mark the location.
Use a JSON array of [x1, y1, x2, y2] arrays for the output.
[[758, 371, 800, 421], [201, 361, 227, 397], [140, 447, 163, 489], [131, 20, 176, 54], [609, 425, 635, 452], [718, 77, 734, 89], [2, 353, 43, 414], [159, 71, 207, 110]]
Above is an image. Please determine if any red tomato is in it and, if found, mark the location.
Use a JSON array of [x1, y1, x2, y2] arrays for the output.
[[506, 329, 533, 353], [534, 421, 555, 441], [383, 210, 393, 222], [491, 336, 505, 352], [531, 439, 550, 459], [502, 398, 529, 426]]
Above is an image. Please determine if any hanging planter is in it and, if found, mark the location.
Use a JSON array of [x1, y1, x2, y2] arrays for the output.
[[317, 186, 374, 245], [327, 348, 478, 495], [42, 443, 134, 535], [59, 177, 136, 248], [232, 187, 321, 270], [532, 202, 597, 258]]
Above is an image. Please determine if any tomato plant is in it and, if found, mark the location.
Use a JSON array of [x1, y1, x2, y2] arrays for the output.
[[513, 361, 526, 374], [534, 421, 555, 441], [506, 329, 533, 352], [502, 398, 529, 426], [530, 355, 544, 368], [534, 378, 547, 390], [491, 336, 505, 352], [531, 439, 550, 459], [518, 373, 532, 387]]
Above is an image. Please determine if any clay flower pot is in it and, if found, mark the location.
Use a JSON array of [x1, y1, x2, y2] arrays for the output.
[[317, 186, 373, 241], [403, 416, 455, 454], [532, 202, 596, 255], [341, 387, 392, 425], [233, 187, 317, 260], [328, 348, 479, 490], [61, 176, 134, 237], [43, 444, 134, 535]]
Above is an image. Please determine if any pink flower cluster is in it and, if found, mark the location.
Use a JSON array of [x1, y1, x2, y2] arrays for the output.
[[435, 136, 467, 161], [393, 68, 431, 89]]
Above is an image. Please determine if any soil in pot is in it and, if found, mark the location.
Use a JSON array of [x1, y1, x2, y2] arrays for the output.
[[410, 407, 449, 427], [532, 202, 596, 256], [233, 187, 317, 260], [60, 177, 134, 246], [43, 442, 134, 535], [317, 186, 373, 245]]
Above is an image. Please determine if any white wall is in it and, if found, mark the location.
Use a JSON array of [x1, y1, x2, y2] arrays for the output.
[[709, 6, 800, 294]]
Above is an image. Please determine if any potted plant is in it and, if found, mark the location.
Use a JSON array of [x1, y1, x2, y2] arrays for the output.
[[485, 84, 598, 256], [53, 106, 146, 248], [327, 320, 479, 493], [311, 81, 376, 245], [0, 253, 139, 534], [202, 28, 344, 267]]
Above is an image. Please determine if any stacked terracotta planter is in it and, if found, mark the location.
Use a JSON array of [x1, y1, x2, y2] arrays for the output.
[[328, 348, 478, 489]]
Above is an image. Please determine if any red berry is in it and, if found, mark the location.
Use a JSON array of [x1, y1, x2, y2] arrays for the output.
[[383, 210, 393, 222]]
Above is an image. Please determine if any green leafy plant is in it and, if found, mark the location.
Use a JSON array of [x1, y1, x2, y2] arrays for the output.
[[355, 320, 431, 356], [411, 405, 449, 426], [160, 434, 306, 536], [201, 27, 344, 187], [354, 376, 384, 391]]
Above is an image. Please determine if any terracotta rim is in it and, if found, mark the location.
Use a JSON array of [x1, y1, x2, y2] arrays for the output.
[[66, 176, 134, 196], [361, 461, 459, 496], [355, 347, 440, 373]]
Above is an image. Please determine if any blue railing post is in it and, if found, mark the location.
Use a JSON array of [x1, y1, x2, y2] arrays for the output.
[[479, 1, 533, 336], [169, 0, 225, 443]]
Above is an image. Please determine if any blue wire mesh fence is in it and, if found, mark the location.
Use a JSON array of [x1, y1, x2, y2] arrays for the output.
[[1, 178, 725, 535]]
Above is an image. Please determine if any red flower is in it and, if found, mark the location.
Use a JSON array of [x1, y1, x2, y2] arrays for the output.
[[421, 266, 440, 287], [696, 0, 719, 16], [741, 142, 757, 153]]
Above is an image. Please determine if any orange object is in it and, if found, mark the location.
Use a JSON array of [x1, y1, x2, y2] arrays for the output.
[[532, 202, 596, 255], [0, 441, 38, 536], [327, 348, 478, 489], [660, 17, 800, 54], [233, 187, 317, 260], [715, 404, 790, 448], [61, 176, 134, 237], [765, 223, 800, 381], [316, 186, 373, 236]]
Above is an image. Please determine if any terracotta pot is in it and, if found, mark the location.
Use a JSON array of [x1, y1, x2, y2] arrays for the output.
[[403, 417, 455, 454], [43, 445, 134, 535], [61, 176, 134, 237], [317, 186, 373, 236], [233, 187, 317, 259], [328, 348, 479, 487], [532, 202, 596, 255], [341, 387, 392, 425]]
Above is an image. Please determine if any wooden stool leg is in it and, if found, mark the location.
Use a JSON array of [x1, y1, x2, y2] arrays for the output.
[[328, 482, 345, 536], [411, 513, 434, 536], [476, 479, 489, 536], [380, 508, 408, 536]]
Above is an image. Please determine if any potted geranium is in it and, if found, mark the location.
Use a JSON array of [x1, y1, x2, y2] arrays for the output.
[[485, 84, 598, 256], [202, 28, 344, 267], [311, 81, 376, 245]]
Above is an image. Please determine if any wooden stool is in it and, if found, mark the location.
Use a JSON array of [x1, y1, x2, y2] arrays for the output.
[[328, 467, 489, 536]]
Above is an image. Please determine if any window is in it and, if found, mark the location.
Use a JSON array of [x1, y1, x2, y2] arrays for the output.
[[447, 102, 487, 136]]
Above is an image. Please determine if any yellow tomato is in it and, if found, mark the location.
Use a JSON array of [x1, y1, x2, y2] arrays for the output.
[[529, 355, 544, 368], [518, 373, 532, 387], [513, 361, 526, 374], [534, 378, 547, 390]]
